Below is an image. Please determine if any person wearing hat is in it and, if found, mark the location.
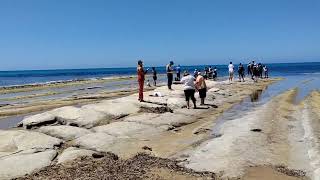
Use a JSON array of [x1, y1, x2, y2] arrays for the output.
[[196, 72, 207, 105], [137, 60, 148, 102], [166, 61, 174, 90]]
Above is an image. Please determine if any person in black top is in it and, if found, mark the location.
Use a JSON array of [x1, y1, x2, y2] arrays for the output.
[[213, 67, 218, 80], [166, 61, 174, 90], [238, 63, 245, 82], [152, 67, 157, 86]]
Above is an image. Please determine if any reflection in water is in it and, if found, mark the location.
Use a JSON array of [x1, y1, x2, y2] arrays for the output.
[[212, 74, 320, 136]]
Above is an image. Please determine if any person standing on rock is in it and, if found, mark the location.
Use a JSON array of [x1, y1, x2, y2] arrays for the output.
[[196, 72, 207, 105], [238, 63, 245, 82], [166, 61, 174, 90], [152, 67, 157, 86], [176, 64, 181, 81], [180, 71, 197, 109], [137, 60, 148, 102], [228, 61, 234, 82]]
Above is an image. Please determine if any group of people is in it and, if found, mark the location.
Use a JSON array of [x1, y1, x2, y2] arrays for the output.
[[228, 61, 269, 82], [137, 60, 207, 108], [193, 66, 218, 80], [137, 60, 269, 107]]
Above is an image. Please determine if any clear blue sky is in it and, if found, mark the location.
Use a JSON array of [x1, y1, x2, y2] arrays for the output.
[[0, 0, 319, 70]]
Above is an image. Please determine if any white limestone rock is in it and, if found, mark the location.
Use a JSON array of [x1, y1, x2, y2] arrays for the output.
[[167, 97, 186, 109], [0, 150, 57, 180], [93, 121, 164, 138], [0, 130, 62, 157], [57, 147, 96, 164], [18, 112, 56, 129], [38, 125, 91, 141], [73, 133, 116, 153], [51, 106, 107, 128]]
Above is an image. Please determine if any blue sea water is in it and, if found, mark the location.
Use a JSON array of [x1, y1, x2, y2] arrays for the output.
[[0, 62, 319, 87]]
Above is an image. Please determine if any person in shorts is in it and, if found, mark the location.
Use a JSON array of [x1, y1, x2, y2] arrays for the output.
[[196, 72, 207, 105], [152, 67, 157, 86], [238, 63, 245, 82], [180, 71, 196, 109], [228, 62, 234, 82], [166, 61, 174, 90]]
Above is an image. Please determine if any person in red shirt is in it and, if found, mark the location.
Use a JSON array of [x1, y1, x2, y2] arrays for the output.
[[137, 60, 148, 102]]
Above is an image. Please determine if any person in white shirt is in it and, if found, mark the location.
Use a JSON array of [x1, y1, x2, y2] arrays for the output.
[[180, 72, 197, 109], [228, 62, 234, 82]]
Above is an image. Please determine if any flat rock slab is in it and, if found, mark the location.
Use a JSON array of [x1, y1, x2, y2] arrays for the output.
[[51, 106, 107, 128], [57, 147, 96, 164], [93, 121, 165, 138], [167, 97, 187, 109], [18, 112, 56, 129], [0, 150, 57, 180], [125, 112, 194, 128], [73, 133, 116, 153], [82, 101, 140, 117], [38, 125, 92, 141], [0, 130, 62, 157]]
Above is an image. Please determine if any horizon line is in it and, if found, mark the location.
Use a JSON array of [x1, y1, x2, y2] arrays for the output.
[[0, 61, 319, 72]]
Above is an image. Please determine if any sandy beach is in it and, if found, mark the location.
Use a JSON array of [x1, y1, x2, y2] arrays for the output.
[[0, 76, 319, 180]]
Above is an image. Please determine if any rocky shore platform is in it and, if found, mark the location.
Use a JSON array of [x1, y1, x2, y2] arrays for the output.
[[2, 78, 316, 180]]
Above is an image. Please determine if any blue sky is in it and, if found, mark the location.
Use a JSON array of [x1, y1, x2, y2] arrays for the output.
[[0, 0, 319, 70]]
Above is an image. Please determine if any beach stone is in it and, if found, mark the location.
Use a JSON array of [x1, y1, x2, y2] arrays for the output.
[[51, 106, 107, 128], [0, 150, 57, 180], [18, 112, 56, 129], [93, 121, 164, 138], [73, 133, 116, 153], [0, 130, 62, 157], [57, 147, 96, 164], [167, 97, 186, 109], [38, 125, 91, 141]]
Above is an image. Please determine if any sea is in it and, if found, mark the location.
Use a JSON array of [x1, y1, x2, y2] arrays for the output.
[[0, 62, 319, 87]]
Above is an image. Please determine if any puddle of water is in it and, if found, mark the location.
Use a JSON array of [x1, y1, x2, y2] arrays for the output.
[[212, 75, 320, 136]]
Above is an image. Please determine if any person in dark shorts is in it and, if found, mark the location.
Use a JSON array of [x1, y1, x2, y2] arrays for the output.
[[166, 61, 174, 90], [238, 63, 245, 82], [213, 67, 218, 80], [180, 72, 196, 109], [196, 72, 207, 105], [247, 62, 252, 76], [152, 67, 157, 86], [176, 65, 181, 81], [263, 65, 269, 78]]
